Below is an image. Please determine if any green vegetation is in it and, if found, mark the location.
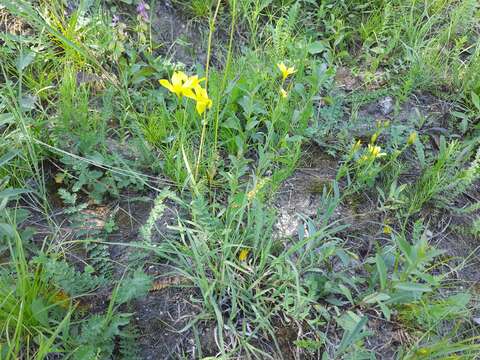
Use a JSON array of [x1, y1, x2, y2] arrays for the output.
[[0, 0, 479, 358]]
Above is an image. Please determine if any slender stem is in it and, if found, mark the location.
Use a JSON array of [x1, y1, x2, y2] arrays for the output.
[[195, 0, 222, 180], [204, 0, 222, 89], [195, 116, 208, 179], [213, 0, 237, 154]]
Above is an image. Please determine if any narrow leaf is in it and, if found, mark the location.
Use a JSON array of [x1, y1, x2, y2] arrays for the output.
[[376, 253, 387, 290]]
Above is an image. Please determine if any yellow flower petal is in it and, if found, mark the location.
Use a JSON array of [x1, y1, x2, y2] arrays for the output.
[[277, 62, 296, 80], [196, 100, 207, 115], [367, 144, 386, 159], [172, 71, 188, 85], [280, 87, 288, 99], [183, 87, 196, 100], [192, 84, 212, 115], [239, 249, 249, 262], [184, 75, 204, 89], [159, 79, 175, 93]]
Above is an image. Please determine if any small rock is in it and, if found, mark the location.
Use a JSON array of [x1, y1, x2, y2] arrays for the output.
[[379, 96, 394, 115]]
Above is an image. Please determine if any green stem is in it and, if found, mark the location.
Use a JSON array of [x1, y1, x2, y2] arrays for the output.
[[213, 0, 237, 155], [195, 0, 222, 181]]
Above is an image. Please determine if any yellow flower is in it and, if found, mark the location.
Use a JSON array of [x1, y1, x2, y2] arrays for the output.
[[238, 249, 249, 262], [277, 62, 296, 81], [280, 87, 288, 99], [159, 71, 195, 98], [159, 72, 212, 115], [407, 131, 417, 145], [367, 144, 386, 159], [192, 85, 212, 115]]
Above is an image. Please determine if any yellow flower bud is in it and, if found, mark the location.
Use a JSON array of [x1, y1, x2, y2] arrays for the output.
[[407, 131, 418, 145], [383, 225, 392, 235], [352, 139, 362, 152]]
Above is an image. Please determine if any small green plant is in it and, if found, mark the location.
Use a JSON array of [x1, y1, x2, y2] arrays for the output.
[[337, 127, 416, 196], [0, 229, 73, 359], [151, 186, 349, 357], [407, 138, 479, 216]]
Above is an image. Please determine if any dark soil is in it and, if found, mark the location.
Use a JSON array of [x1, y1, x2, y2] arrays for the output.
[[152, 1, 230, 68]]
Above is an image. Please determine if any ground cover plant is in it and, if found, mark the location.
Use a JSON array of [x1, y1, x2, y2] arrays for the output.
[[0, 0, 479, 358]]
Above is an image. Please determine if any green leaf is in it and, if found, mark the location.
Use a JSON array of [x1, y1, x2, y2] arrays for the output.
[[222, 116, 242, 131], [379, 301, 391, 321], [338, 283, 354, 304], [472, 91, 480, 111], [0, 188, 31, 200], [31, 298, 49, 326], [396, 235, 412, 263], [16, 50, 35, 72], [20, 94, 37, 110], [0, 223, 15, 238], [105, 313, 131, 338], [451, 110, 468, 119], [73, 345, 95, 360], [308, 41, 327, 55], [375, 254, 387, 290], [394, 282, 432, 293], [0, 150, 19, 167], [362, 292, 390, 304], [115, 269, 152, 305], [337, 311, 362, 332], [0, 113, 15, 127], [337, 315, 368, 355], [414, 139, 426, 168]]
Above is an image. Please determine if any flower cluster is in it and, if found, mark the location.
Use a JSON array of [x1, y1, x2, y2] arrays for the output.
[[159, 71, 212, 115], [351, 139, 387, 163], [277, 62, 296, 99]]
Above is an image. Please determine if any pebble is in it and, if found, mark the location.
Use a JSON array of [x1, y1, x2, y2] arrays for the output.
[[379, 96, 394, 115]]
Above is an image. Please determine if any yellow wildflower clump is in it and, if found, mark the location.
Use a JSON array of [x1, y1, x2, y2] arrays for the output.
[[358, 144, 387, 163], [159, 71, 212, 115], [277, 62, 296, 81]]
